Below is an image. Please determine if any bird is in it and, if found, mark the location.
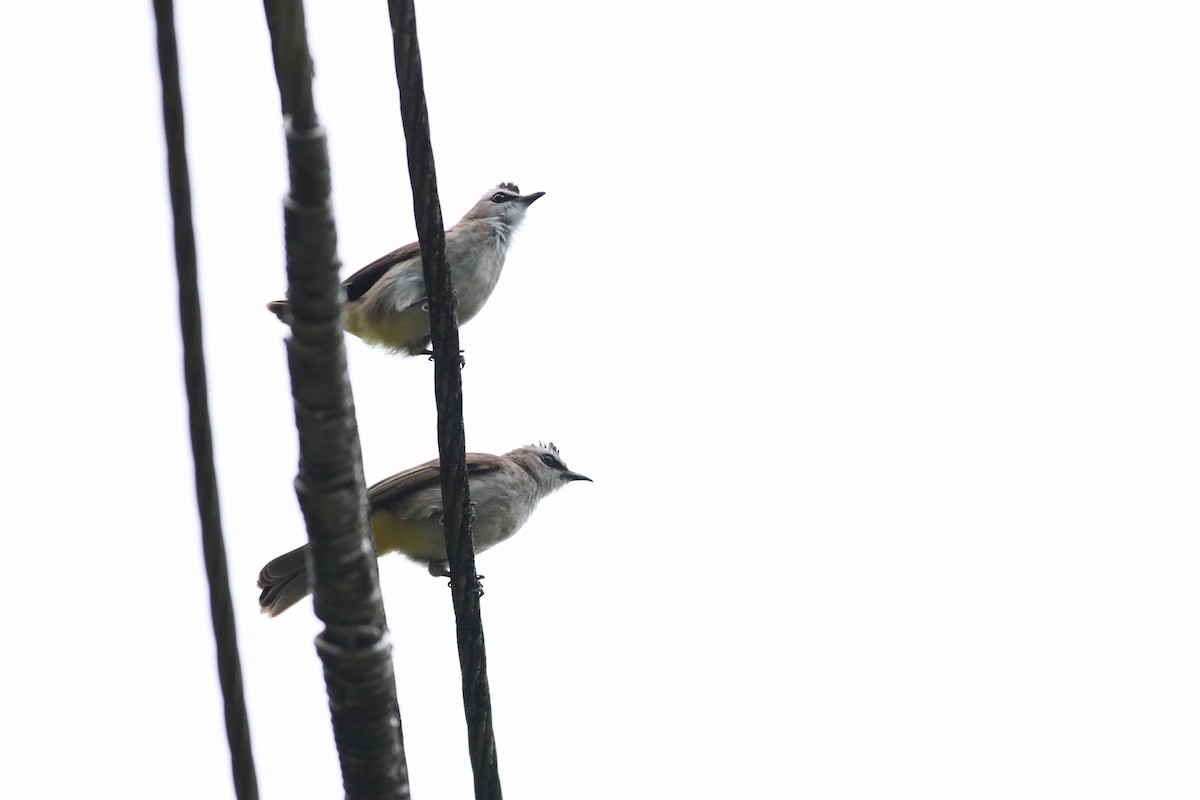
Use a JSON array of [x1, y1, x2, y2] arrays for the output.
[[257, 443, 591, 616], [266, 182, 545, 357]]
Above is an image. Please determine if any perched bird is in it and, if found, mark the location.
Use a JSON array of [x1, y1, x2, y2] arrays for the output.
[[258, 443, 590, 616], [266, 182, 545, 356]]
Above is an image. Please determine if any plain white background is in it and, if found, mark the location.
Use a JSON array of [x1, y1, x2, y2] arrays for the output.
[[2, 1, 1198, 797]]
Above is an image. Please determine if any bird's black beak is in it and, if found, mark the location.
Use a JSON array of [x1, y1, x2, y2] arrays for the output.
[[562, 470, 592, 483], [519, 191, 546, 205]]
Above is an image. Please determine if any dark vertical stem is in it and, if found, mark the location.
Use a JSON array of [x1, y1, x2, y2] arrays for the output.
[[151, 1, 259, 798], [262, 1, 409, 797], [385, 1, 503, 798]]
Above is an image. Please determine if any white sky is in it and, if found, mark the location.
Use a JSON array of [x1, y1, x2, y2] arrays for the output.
[[2, 1, 1198, 798]]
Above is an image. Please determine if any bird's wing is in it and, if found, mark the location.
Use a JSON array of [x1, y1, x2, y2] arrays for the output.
[[342, 240, 422, 302], [367, 453, 508, 510]]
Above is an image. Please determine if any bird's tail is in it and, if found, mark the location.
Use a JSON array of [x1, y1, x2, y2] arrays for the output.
[[257, 544, 310, 616], [265, 300, 292, 325]]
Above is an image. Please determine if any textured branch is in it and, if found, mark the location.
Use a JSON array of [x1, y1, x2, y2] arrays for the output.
[[263, 1, 409, 797], [386, 2, 502, 798]]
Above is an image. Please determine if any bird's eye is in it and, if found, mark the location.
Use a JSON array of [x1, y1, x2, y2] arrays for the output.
[[491, 193, 512, 203], [541, 454, 560, 469]]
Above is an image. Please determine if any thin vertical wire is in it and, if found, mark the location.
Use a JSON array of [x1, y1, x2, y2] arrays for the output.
[[386, 1, 502, 798], [151, 1, 259, 798]]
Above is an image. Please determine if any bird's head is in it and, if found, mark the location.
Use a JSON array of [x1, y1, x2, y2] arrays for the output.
[[461, 182, 545, 230], [510, 442, 591, 493]]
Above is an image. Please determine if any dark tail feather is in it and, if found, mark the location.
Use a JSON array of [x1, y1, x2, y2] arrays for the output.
[[257, 544, 310, 616], [266, 300, 292, 325]]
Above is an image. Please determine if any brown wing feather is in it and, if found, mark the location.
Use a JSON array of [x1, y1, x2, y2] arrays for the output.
[[367, 453, 508, 510], [342, 240, 422, 301]]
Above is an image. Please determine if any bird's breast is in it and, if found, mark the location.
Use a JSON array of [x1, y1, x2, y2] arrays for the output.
[[467, 474, 539, 551], [448, 230, 508, 323]]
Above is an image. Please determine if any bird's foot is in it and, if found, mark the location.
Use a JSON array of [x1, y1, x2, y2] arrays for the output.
[[443, 573, 485, 598], [422, 348, 467, 368]]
